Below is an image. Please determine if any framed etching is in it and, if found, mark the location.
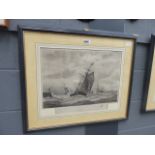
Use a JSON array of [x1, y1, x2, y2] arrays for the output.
[[18, 26, 136, 132], [144, 35, 155, 112]]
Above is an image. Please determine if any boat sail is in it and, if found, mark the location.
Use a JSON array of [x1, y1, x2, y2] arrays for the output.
[[71, 63, 94, 96]]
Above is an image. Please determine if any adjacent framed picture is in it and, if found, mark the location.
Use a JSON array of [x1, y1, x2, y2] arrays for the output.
[[18, 26, 136, 132], [143, 35, 155, 112]]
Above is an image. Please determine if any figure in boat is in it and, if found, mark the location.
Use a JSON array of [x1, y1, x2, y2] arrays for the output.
[[71, 62, 95, 96]]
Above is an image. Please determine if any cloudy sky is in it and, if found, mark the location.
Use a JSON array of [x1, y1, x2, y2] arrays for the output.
[[40, 47, 122, 95]]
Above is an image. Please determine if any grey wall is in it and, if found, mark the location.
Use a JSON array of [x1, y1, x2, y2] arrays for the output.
[[118, 20, 155, 135], [0, 19, 155, 134]]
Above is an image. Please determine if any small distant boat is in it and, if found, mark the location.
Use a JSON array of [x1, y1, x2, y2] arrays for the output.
[[43, 90, 52, 98], [71, 63, 94, 96]]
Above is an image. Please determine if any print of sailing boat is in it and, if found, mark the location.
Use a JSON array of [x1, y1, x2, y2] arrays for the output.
[[43, 61, 118, 108]]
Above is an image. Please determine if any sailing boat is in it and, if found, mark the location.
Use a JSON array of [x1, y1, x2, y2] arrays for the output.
[[71, 63, 94, 96]]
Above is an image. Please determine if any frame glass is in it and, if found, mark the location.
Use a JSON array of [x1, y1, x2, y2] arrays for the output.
[[18, 26, 136, 132]]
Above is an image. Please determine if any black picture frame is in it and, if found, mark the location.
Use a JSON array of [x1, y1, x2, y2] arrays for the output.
[[142, 34, 155, 113], [18, 25, 136, 133]]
